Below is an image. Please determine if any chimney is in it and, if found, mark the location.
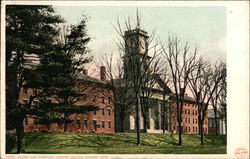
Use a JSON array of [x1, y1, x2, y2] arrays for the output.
[[82, 69, 88, 75], [180, 88, 185, 96], [100, 66, 106, 81]]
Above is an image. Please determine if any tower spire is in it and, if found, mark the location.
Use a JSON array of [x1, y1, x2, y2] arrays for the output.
[[136, 8, 140, 29]]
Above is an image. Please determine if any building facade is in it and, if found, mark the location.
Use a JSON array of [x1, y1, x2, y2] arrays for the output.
[[116, 26, 208, 134], [7, 24, 208, 135], [208, 109, 226, 135], [22, 67, 115, 133], [169, 95, 208, 135]]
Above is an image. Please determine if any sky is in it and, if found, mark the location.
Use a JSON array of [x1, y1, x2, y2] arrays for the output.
[[53, 6, 226, 75]]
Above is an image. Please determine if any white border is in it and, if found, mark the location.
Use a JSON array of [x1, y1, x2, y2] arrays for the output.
[[1, 1, 249, 159]]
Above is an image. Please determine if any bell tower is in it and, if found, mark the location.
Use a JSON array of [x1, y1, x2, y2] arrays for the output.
[[123, 19, 150, 79]]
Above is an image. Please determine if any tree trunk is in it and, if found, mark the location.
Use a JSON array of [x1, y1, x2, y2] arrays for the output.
[[16, 119, 25, 153], [214, 109, 218, 135], [64, 122, 68, 132], [176, 102, 182, 145], [162, 92, 166, 134], [47, 123, 51, 131], [200, 125, 204, 145], [201, 131, 204, 145], [178, 119, 182, 145], [225, 112, 227, 135], [135, 92, 141, 146], [143, 114, 147, 133], [140, 98, 148, 133], [64, 115, 68, 132], [120, 113, 125, 132], [199, 119, 204, 145], [162, 113, 165, 134]]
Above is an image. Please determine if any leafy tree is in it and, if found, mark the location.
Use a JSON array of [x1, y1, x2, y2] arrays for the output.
[[25, 17, 97, 132], [6, 5, 64, 153]]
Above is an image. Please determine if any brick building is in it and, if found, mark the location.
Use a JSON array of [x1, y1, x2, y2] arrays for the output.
[[169, 94, 208, 134], [22, 66, 115, 133]]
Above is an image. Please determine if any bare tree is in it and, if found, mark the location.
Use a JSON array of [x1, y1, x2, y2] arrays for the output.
[[210, 87, 220, 135], [113, 14, 162, 146], [188, 58, 225, 145], [209, 61, 226, 135], [139, 57, 164, 132], [218, 62, 227, 134], [100, 52, 135, 132], [161, 36, 197, 145]]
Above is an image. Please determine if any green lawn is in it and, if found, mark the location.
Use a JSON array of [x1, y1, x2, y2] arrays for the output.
[[6, 133, 226, 154]]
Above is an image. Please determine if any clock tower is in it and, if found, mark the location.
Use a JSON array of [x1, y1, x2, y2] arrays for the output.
[[124, 28, 150, 79]]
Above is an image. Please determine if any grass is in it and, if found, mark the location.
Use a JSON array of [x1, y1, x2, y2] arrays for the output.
[[6, 132, 226, 154]]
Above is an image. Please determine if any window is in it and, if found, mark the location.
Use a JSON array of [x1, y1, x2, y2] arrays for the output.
[[23, 99, 28, 105], [196, 127, 197, 132], [23, 88, 28, 94], [84, 120, 88, 128], [185, 118, 187, 123], [108, 121, 111, 128], [192, 118, 194, 124], [102, 121, 105, 128], [108, 109, 111, 116], [93, 120, 97, 131], [195, 111, 197, 115], [100, 97, 105, 103], [76, 120, 80, 128], [102, 108, 105, 116], [193, 127, 194, 132], [188, 127, 190, 132], [185, 109, 187, 114], [33, 101, 38, 106], [33, 88, 37, 95], [92, 96, 97, 103], [34, 119, 38, 125], [108, 97, 111, 104], [23, 116, 28, 125], [188, 109, 190, 115], [185, 126, 187, 132], [83, 94, 87, 101], [192, 110, 194, 115], [94, 110, 96, 115], [188, 118, 190, 123]]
